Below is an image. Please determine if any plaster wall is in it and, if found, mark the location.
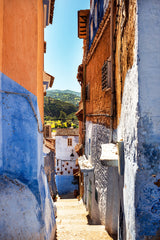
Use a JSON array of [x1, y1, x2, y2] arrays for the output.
[[0, 72, 56, 239], [2, 0, 38, 96], [117, 3, 139, 238], [0, 1, 56, 238], [117, 1, 160, 239], [84, 121, 118, 235], [0, 0, 3, 70], [55, 135, 79, 161], [117, 61, 139, 240], [0, 173, 56, 240], [0, 73, 39, 181], [37, 0, 44, 123], [135, 0, 160, 238], [56, 159, 78, 176], [55, 175, 78, 195], [1, 0, 45, 122]]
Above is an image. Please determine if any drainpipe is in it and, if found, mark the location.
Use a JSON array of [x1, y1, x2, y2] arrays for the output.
[[110, 0, 115, 143]]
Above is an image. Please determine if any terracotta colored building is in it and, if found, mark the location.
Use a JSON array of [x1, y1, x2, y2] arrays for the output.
[[77, 0, 160, 239], [0, 1, 56, 239]]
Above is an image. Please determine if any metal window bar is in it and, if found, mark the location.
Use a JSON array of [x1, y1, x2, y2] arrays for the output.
[[102, 57, 111, 90]]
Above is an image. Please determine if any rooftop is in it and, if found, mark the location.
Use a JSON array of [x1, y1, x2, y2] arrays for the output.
[[55, 128, 79, 136]]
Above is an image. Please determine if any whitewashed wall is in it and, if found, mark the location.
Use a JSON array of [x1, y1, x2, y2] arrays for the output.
[[55, 135, 79, 161], [118, 1, 160, 239]]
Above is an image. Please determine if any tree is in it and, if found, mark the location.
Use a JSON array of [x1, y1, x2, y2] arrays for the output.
[[59, 111, 66, 123]]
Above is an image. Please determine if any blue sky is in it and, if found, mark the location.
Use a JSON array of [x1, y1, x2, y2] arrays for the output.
[[44, 0, 90, 92]]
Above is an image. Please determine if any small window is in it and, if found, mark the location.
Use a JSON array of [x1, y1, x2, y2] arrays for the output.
[[85, 83, 90, 101], [68, 138, 72, 146], [102, 56, 111, 90]]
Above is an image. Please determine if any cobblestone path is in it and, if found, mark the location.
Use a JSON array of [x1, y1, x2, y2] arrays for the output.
[[55, 195, 113, 240]]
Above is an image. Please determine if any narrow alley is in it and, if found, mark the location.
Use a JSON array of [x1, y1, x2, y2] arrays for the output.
[[56, 194, 113, 240]]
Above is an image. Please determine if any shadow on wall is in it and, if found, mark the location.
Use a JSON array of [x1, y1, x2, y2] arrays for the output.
[[118, 161, 126, 240]]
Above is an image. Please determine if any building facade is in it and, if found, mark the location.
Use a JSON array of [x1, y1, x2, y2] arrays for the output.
[[0, 0, 56, 239], [77, 0, 160, 239], [55, 128, 79, 195]]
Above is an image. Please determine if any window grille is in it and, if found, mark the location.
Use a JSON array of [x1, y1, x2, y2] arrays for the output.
[[102, 56, 111, 90]]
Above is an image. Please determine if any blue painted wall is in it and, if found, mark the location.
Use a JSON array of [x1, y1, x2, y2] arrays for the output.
[[135, 0, 160, 238], [56, 175, 78, 195], [89, 0, 107, 48], [0, 72, 42, 183], [0, 72, 56, 239]]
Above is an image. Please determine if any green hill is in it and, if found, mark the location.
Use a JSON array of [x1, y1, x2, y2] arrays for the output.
[[44, 97, 78, 119], [46, 89, 81, 106]]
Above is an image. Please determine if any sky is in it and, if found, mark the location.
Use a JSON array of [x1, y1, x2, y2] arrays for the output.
[[44, 0, 90, 92]]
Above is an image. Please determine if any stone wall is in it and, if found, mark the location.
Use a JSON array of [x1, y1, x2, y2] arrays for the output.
[[84, 121, 118, 236], [44, 150, 57, 200]]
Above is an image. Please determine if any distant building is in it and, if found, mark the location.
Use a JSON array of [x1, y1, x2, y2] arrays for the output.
[[55, 128, 79, 195]]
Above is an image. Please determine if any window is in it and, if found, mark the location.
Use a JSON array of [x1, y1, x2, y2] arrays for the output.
[[68, 138, 72, 146], [85, 83, 90, 101], [102, 56, 111, 90]]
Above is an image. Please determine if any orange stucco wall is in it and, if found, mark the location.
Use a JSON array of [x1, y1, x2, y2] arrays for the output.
[[37, 0, 44, 123], [1, 0, 44, 122], [2, 0, 37, 95], [0, 0, 3, 70], [85, 20, 111, 127]]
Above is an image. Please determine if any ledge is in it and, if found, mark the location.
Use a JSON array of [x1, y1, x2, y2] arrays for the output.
[[78, 155, 94, 173], [100, 143, 118, 167]]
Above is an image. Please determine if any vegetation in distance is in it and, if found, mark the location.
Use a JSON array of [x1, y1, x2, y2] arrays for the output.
[[44, 90, 81, 131], [46, 89, 81, 106]]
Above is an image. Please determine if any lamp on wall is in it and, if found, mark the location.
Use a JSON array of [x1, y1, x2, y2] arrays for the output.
[[70, 150, 74, 161]]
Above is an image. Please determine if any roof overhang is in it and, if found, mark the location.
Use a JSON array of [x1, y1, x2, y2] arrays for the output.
[[43, 0, 55, 28], [78, 10, 90, 39], [43, 71, 55, 91]]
